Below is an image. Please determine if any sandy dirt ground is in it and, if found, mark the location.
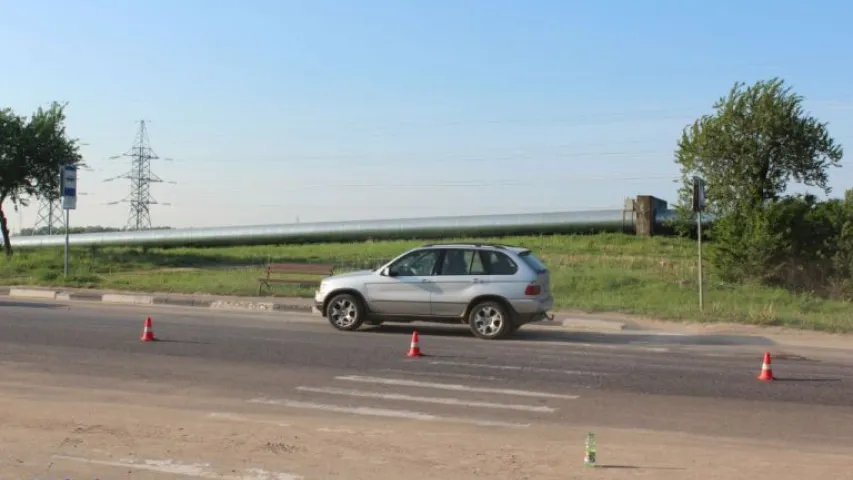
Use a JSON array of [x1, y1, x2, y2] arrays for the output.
[[0, 368, 851, 480]]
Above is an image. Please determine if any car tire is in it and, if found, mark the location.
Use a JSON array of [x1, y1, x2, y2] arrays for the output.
[[326, 293, 366, 331], [467, 300, 512, 340]]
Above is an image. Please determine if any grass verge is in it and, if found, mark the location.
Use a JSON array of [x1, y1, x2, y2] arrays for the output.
[[1, 233, 850, 332]]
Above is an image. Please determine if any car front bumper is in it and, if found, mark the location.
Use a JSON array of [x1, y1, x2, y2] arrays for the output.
[[313, 290, 327, 315]]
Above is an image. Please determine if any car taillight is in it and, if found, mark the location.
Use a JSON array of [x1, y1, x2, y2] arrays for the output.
[[524, 284, 541, 296]]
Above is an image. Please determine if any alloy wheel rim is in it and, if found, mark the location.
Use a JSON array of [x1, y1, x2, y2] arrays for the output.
[[473, 306, 503, 336], [330, 298, 358, 327]]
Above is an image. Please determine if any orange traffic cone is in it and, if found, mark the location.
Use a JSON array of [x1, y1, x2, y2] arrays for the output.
[[141, 317, 157, 342], [757, 352, 774, 381], [406, 330, 422, 357]]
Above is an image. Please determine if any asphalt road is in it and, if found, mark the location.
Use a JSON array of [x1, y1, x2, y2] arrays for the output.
[[2, 297, 852, 446]]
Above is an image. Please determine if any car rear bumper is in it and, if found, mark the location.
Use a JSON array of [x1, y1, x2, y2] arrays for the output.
[[509, 295, 554, 325], [510, 296, 553, 313], [516, 311, 552, 325]]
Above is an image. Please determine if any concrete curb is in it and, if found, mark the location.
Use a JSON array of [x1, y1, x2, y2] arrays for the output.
[[102, 293, 155, 305], [0, 286, 623, 330], [1, 286, 318, 315], [557, 317, 629, 332], [8, 287, 58, 300]]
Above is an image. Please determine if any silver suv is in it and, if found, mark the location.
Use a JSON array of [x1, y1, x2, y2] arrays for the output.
[[314, 243, 554, 340]]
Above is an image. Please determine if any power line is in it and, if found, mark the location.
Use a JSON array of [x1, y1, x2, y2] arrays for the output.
[[170, 202, 637, 211], [174, 174, 680, 197], [179, 98, 853, 143], [203, 147, 673, 166], [104, 120, 176, 230], [258, 98, 853, 132]]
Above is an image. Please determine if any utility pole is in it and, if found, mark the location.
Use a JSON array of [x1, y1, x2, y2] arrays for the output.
[[692, 176, 707, 312], [33, 196, 66, 235], [60, 165, 78, 278], [105, 120, 174, 230], [34, 143, 92, 236]]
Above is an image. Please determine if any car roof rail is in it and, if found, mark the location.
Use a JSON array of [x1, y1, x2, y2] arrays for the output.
[[421, 242, 507, 249]]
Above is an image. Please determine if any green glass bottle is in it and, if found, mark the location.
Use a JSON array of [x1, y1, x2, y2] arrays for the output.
[[584, 432, 597, 467]]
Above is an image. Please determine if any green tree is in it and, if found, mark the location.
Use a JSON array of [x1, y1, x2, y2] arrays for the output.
[[675, 77, 843, 216], [0, 102, 83, 256], [673, 78, 844, 284]]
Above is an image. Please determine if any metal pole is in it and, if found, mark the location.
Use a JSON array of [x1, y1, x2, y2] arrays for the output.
[[64, 209, 70, 277], [697, 211, 704, 311]]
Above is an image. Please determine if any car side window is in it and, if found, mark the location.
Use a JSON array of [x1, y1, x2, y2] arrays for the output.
[[388, 250, 441, 277], [469, 250, 487, 275], [438, 249, 480, 276], [481, 251, 518, 275]]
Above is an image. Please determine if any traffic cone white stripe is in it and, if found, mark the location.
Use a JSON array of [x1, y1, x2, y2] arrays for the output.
[[407, 331, 422, 357], [757, 352, 774, 381]]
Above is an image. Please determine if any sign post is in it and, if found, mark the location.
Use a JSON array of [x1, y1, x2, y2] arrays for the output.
[[692, 176, 706, 312], [60, 165, 77, 278]]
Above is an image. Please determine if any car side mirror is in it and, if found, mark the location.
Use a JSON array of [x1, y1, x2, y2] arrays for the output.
[[384, 267, 398, 277]]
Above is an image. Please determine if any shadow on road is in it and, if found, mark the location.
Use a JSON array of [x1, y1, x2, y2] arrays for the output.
[[0, 299, 63, 309], [774, 377, 842, 383], [147, 338, 213, 346], [362, 324, 776, 347], [595, 465, 685, 470], [363, 324, 472, 338], [517, 329, 776, 347]]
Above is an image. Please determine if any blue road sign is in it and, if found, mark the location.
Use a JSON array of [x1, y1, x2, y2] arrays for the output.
[[60, 164, 78, 210]]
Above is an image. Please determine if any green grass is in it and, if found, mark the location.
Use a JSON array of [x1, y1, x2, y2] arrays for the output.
[[1, 233, 851, 332]]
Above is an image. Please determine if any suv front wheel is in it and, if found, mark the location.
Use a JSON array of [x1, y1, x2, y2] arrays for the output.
[[467, 300, 513, 340], [326, 293, 366, 331]]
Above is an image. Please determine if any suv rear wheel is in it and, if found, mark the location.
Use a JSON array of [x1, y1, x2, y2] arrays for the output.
[[326, 293, 366, 331], [468, 300, 512, 340]]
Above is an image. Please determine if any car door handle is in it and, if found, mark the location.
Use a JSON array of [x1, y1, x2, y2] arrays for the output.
[[421, 278, 431, 283], [472, 278, 481, 283]]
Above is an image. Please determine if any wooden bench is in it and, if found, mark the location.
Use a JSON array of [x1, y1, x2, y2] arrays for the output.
[[257, 263, 336, 295]]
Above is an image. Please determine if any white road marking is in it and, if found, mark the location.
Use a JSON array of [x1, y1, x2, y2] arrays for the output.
[[248, 397, 530, 428], [296, 386, 556, 413], [316, 427, 396, 436], [464, 418, 532, 428], [250, 397, 434, 420], [208, 412, 291, 427], [209, 412, 395, 435], [380, 368, 501, 381], [242, 468, 303, 480], [334, 375, 580, 400], [51, 455, 302, 479], [529, 341, 673, 352], [427, 360, 607, 376], [317, 427, 356, 434]]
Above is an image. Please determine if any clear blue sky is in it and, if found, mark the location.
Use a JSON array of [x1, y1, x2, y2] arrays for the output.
[[2, 0, 852, 231]]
